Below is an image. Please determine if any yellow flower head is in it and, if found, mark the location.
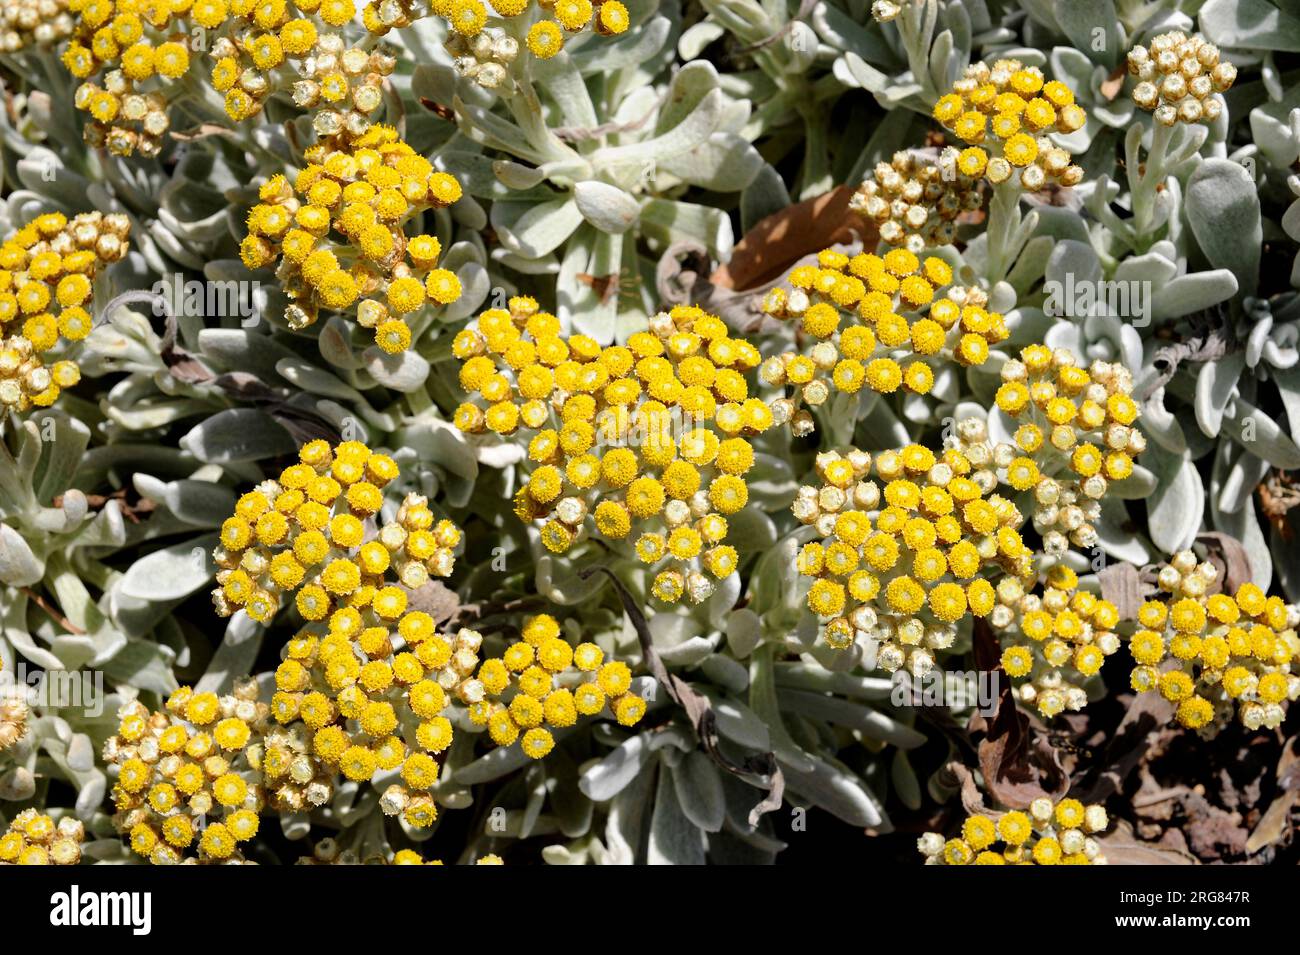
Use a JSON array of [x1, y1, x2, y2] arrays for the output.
[[793, 445, 1031, 661], [930, 60, 1087, 190], [454, 304, 765, 603], [1124, 554, 1299, 732]]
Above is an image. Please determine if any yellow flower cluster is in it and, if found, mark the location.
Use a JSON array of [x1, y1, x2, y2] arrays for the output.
[[211, 439, 461, 624], [918, 797, 1108, 865], [435, 0, 629, 63], [205, 439, 475, 832], [62, 0, 197, 156], [210, 21, 396, 130], [106, 606, 490, 862], [62, 0, 427, 154], [0, 211, 130, 414], [1128, 32, 1236, 125], [932, 59, 1086, 191], [452, 301, 770, 605], [791, 444, 1034, 669], [60, 0, 634, 121], [266, 615, 486, 829], [473, 613, 646, 759], [990, 565, 1121, 718], [103, 684, 268, 864], [1129, 551, 1300, 732], [443, 26, 520, 90], [0, 810, 85, 865], [848, 151, 983, 253], [991, 346, 1144, 556], [760, 248, 1004, 435], [240, 125, 464, 353], [1, 0, 73, 51]]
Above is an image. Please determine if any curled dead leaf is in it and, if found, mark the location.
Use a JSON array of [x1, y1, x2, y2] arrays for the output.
[[403, 579, 461, 626], [1099, 820, 1200, 864], [711, 185, 874, 292], [1077, 690, 1175, 804], [967, 618, 1069, 809], [1196, 531, 1253, 595], [1098, 561, 1146, 621], [1246, 738, 1300, 854]]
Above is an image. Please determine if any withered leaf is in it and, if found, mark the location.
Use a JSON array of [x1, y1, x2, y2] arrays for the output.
[[1141, 315, 1232, 402], [1196, 531, 1253, 595], [170, 123, 243, 142], [1100, 64, 1127, 102], [402, 579, 462, 626], [1246, 738, 1300, 854], [711, 185, 874, 292], [1098, 560, 1146, 621], [575, 272, 623, 306], [212, 372, 277, 401], [946, 761, 991, 817], [419, 98, 456, 121], [164, 352, 216, 385], [157, 300, 215, 385], [1245, 790, 1297, 854], [1100, 820, 1200, 865], [1078, 690, 1175, 803], [54, 487, 156, 524], [967, 618, 1068, 808]]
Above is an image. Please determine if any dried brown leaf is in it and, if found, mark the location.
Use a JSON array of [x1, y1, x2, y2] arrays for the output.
[[1246, 738, 1300, 853], [403, 579, 461, 626], [1078, 690, 1175, 804], [1245, 790, 1297, 854], [1100, 820, 1200, 865], [1099, 64, 1127, 102], [711, 186, 874, 292], [1196, 531, 1253, 595], [967, 618, 1068, 808], [946, 761, 990, 817], [1098, 561, 1146, 620]]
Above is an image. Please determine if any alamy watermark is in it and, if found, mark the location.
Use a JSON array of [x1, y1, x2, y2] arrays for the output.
[[50, 886, 151, 935], [890, 668, 1000, 716], [1043, 272, 1151, 328], [151, 273, 261, 327], [593, 405, 709, 454], [0, 662, 104, 718]]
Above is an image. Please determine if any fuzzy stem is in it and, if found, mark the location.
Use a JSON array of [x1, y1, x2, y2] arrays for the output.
[[983, 179, 1021, 287], [898, 0, 941, 107], [1129, 121, 1175, 252]]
